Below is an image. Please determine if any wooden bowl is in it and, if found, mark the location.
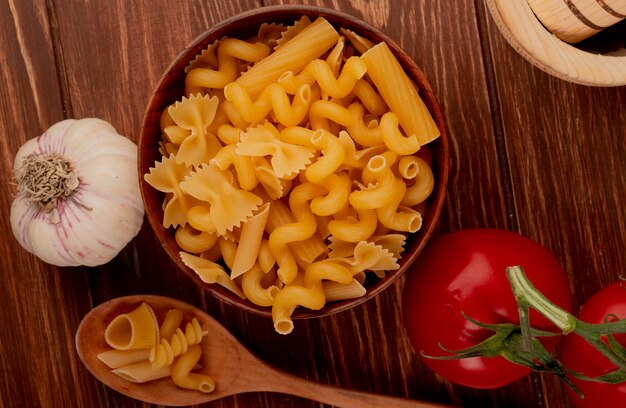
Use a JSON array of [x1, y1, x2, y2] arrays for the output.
[[138, 5, 450, 319], [487, 0, 626, 86]]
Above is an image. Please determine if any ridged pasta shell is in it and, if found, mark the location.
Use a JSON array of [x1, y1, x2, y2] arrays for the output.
[[274, 15, 312, 50], [185, 38, 221, 73]]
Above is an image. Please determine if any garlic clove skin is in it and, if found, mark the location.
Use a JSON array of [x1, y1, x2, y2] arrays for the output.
[[10, 118, 145, 267], [14, 119, 74, 164], [11, 196, 101, 266]]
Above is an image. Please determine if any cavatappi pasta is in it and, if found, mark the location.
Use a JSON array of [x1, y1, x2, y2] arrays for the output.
[[145, 16, 439, 334], [97, 303, 214, 393]]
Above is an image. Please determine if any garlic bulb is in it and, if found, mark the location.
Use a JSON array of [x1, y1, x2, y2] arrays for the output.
[[10, 118, 145, 267]]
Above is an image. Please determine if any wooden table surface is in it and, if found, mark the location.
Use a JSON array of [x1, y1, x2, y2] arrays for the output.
[[1, 1, 625, 407]]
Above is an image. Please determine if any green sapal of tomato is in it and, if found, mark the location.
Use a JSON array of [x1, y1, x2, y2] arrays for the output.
[[559, 282, 626, 407], [401, 228, 573, 389]]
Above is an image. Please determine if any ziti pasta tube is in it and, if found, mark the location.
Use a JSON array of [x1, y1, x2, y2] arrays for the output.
[[235, 17, 340, 97], [360, 42, 440, 147]]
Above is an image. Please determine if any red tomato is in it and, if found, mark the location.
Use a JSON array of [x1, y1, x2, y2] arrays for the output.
[[559, 282, 626, 407], [402, 229, 573, 388]]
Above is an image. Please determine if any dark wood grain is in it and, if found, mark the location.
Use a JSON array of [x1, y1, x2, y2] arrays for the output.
[[0, 0, 98, 407], [2, 0, 625, 407], [479, 0, 626, 406]]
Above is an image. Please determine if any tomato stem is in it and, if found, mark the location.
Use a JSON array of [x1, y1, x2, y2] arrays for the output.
[[424, 264, 626, 395], [574, 320, 626, 372], [517, 303, 532, 353], [507, 266, 626, 374], [422, 311, 584, 397], [506, 266, 577, 334]]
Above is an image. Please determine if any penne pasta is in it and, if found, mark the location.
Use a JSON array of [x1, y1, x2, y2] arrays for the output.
[[361, 42, 440, 146], [257, 239, 276, 273], [323, 279, 367, 302], [218, 237, 238, 270], [112, 360, 171, 384], [236, 17, 340, 97], [314, 214, 332, 240], [231, 203, 271, 279], [97, 349, 151, 369]]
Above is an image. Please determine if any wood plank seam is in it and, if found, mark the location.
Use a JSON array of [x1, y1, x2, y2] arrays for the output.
[[44, 0, 74, 118], [474, 0, 520, 232]]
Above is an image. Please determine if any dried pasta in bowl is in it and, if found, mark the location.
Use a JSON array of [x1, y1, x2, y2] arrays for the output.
[[140, 11, 447, 335]]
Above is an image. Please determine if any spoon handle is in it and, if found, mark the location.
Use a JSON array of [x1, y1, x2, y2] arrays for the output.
[[258, 363, 448, 408], [291, 382, 446, 408]]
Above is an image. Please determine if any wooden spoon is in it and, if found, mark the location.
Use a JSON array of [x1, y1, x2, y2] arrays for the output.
[[76, 295, 446, 407]]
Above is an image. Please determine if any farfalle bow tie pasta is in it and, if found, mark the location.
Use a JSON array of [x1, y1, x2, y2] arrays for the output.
[[145, 16, 439, 334]]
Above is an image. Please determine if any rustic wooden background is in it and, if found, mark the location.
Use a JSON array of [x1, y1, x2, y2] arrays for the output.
[[1, 0, 625, 407]]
